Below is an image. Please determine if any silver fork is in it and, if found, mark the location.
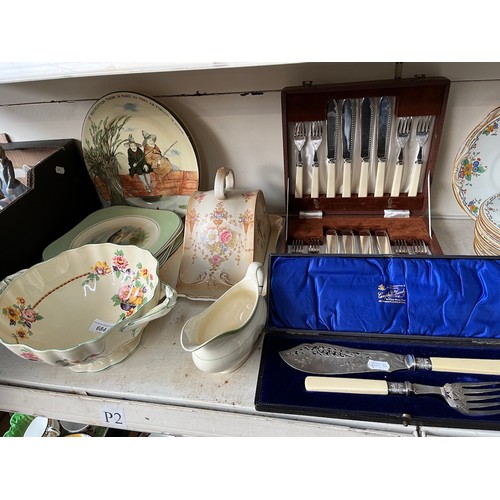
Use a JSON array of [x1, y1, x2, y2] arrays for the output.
[[293, 122, 307, 198], [413, 239, 430, 255], [307, 238, 321, 254], [393, 239, 409, 254], [310, 121, 323, 199], [291, 239, 304, 253], [390, 117, 412, 196], [408, 115, 432, 196]]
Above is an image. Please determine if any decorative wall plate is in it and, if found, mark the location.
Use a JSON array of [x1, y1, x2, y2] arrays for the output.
[[452, 106, 500, 218], [43, 206, 182, 260], [82, 91, 199, 215]]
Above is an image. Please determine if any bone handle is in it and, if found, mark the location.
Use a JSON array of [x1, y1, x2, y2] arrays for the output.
[[342, 161, 351, 198], [326, 160, 336, 198], [390, 163, 403, 197], [408, 162, 422, 196], [358, 160, 369, 197], [305, 376, 389, 395], [295, 165, 303, 198], [311, 166, 319, 199], [431, 357, 500, 375], [374, 160, 386, 197]]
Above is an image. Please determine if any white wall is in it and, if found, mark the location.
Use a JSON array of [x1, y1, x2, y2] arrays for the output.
[[1, 62, 499, 217]]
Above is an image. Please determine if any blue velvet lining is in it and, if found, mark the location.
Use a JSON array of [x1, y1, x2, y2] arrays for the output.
[[268, 255, 500, 338]]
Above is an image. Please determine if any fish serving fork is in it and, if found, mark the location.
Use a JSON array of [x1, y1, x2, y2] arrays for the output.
[[408, 115, 432, 196], [310, 121, 323, 199], [304, 377, 500, 416], [293, 122, 307, 198], [390, 117, 412, 196]]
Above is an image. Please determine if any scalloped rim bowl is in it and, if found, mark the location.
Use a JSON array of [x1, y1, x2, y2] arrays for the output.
[[0, 243, 177, 372]]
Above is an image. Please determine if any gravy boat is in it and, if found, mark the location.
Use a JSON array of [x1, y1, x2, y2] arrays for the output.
[[180, 262, 266, 373]]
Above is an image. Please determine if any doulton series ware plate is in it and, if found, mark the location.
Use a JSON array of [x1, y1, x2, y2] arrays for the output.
[[82, 91, 199, 215]]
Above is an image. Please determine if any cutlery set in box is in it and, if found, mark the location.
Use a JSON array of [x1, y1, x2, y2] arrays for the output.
[[282, 77, 450, 255], [254, 77, 500, 430]]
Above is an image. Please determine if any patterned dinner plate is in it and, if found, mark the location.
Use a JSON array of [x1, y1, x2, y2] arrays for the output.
[[452, 106, 500, 219], [82, 91, 199, 216]]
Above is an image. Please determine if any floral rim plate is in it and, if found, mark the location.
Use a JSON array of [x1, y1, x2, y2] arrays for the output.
[[43, 206, 183, 260], [452, 106, 500, 218], [81, 91, 199, 216]]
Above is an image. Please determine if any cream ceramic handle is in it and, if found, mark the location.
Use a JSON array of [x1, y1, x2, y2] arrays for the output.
[[390, 163, 403, 197], [342, 160, 351, 197], [120, 284, 177, 333], [305, 376, 389, 395], [214, 167, 235, 200], [326, 160, 336, 197], [407, 162, 422, 196], [374, 160, 386, 197], [430, 357, 500, 375], [358, 160, 369, 197], [295, 165, 303, 198]]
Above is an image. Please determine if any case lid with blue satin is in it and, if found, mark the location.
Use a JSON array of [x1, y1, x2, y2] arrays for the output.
[[267, 254, 500, 339]]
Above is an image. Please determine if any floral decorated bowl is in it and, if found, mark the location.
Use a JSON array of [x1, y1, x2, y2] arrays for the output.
[[0, 243, 177, 372]]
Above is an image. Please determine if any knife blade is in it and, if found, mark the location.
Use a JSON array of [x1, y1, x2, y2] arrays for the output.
[[279, 343, 500, 376], [326, 100, 338, 198], [341, 99, 354, 198], [374, 97, 392, 197], [358, 97, 373, 197]]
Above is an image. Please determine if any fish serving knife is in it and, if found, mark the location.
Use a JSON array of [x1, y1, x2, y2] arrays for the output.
[[279, 343, 500, 376]]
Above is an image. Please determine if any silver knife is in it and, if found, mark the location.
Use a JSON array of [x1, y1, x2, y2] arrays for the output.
[[358, 97, 373, 197], [279, 343, 500, 376], [374, 97, 392, 197], [326, 100, 338, 198], [341, 99, 354, 198]]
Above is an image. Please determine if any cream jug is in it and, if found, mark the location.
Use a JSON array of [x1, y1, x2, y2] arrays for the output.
[[180, 262, 266, 373]]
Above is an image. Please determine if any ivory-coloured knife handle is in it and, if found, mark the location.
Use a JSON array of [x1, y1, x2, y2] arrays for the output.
[[407, 161, 422, 196], [305, 376, 389, 395], [430, 357, 500, 375], [311, 166, 319, 198], [326, 160, 336, 198], [390, 163, 403, 197], [374, 160, 386, 197], [358, 160, 369, 197], [295, 165, 303, 198], [342, 160, 351, 198]]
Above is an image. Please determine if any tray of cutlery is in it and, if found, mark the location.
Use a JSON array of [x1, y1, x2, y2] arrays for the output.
[[282, 76, 450, 255]]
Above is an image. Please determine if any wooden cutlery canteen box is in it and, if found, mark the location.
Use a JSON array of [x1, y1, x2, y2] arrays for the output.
[[282, 76, 450, 254]]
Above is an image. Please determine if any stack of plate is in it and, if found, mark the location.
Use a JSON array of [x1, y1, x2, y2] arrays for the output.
[[474, 193, 500, 255], [43, 206, 184, 264]]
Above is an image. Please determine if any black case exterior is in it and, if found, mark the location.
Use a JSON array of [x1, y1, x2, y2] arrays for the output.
[[0, 139, 102, 279]]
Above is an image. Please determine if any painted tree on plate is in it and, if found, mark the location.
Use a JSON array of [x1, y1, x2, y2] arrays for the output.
[[83, 115, 131, 205]]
